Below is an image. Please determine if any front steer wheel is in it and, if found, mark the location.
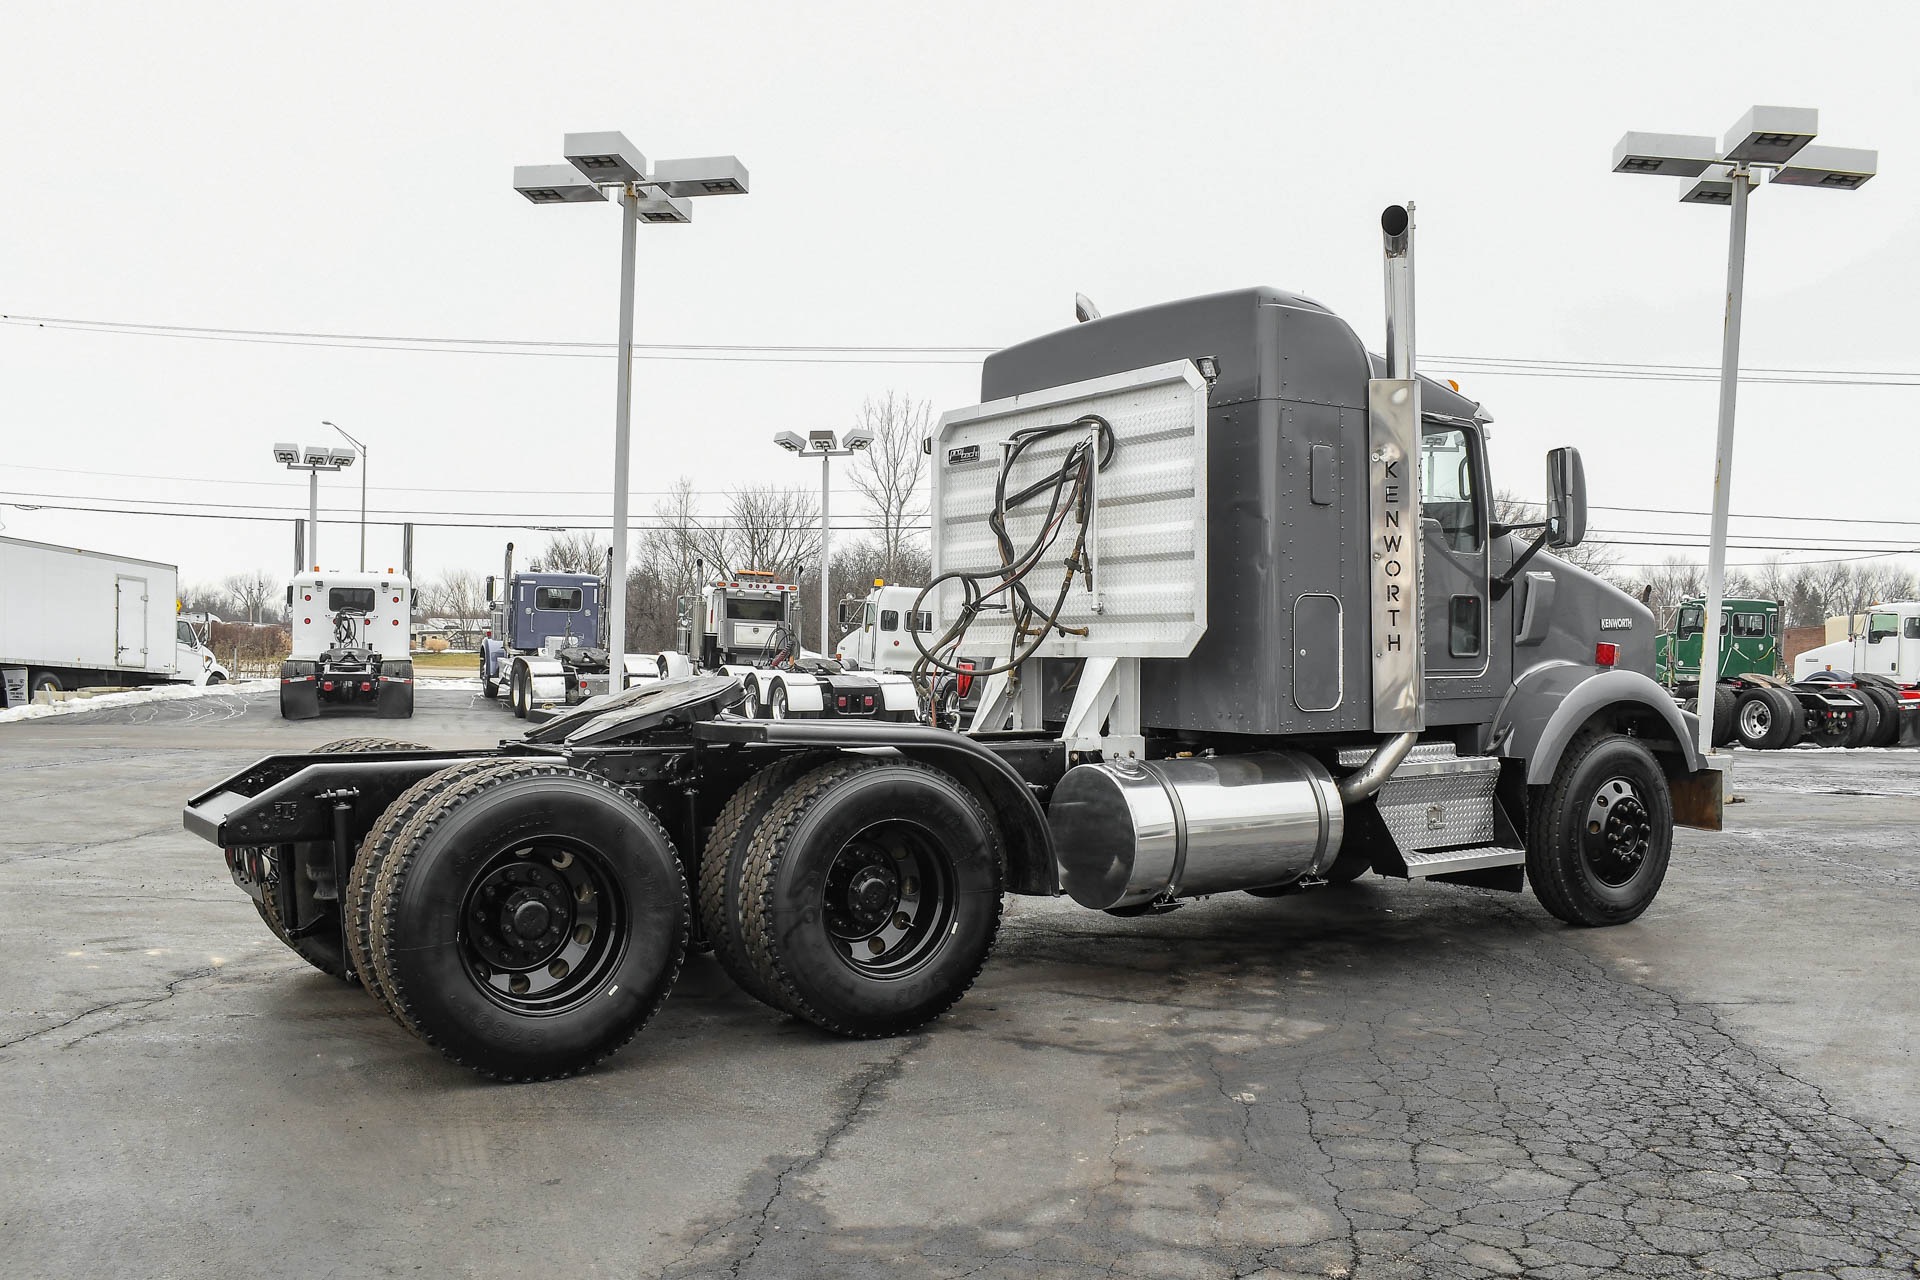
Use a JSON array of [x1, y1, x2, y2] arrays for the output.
[[738, 757, 1005, 1037], [1527, 733, 1673, 927], [366, 760, 687, 1081]]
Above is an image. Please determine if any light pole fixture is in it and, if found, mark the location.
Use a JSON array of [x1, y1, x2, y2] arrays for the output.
[[321, 420, 368, 572], [774, 428, 874, 654], [1612, 106, 1876, 766], [514, 129, 750, 690], [273, 441, 353, 572]]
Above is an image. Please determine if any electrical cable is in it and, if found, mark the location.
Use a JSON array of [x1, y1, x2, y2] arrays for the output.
[[908, 416, 1114, 705]]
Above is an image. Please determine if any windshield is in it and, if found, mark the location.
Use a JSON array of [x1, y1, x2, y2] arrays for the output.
[[726, 597, 784, 623]]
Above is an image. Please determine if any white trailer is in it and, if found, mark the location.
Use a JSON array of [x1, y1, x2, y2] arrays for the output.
[[0, 535, 228, 706]]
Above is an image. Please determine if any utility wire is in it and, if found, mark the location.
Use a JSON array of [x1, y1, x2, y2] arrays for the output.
[[4, 310, 1917, 385]]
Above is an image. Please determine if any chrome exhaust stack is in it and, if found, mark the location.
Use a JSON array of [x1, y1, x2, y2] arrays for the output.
[[1346, 202, 1428, 798]]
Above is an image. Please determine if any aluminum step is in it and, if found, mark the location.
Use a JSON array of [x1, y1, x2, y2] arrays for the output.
[[1336, 741, 1500, 779], [1401, 845, 1527, 878]]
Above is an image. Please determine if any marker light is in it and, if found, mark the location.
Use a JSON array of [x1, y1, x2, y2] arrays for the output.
[[1595, 642, 1619, 667]]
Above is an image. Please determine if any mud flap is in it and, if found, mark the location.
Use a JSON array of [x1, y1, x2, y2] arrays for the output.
[[279, 681, 320, 720], [376, 663, 415, 719], [1670, 759, 1726, 832], [279, 661, 320, 720]]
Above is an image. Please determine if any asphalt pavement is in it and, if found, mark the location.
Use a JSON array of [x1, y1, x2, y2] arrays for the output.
[[1, 686, 1915, 1279]]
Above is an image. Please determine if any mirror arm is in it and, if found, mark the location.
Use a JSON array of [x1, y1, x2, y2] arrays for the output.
[[1491, 527, 1553, 601]]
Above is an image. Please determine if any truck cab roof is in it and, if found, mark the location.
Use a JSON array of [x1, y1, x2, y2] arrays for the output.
[[983, 286, 1486, 421]]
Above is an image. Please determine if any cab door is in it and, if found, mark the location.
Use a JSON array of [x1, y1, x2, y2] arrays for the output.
[[1418, 423, 1492, 690]]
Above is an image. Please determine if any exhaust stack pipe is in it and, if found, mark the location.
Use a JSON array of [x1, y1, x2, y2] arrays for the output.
[[1347, 201, 1426, 797], [1381, 204, 1414, 380]]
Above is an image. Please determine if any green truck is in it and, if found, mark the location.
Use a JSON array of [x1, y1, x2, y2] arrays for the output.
[[1656, 597, 1869, 749]]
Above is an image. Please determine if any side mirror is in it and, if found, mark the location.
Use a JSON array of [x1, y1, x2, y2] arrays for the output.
[[485, 575, 496, 605], [1546, 446, 1587, 548]]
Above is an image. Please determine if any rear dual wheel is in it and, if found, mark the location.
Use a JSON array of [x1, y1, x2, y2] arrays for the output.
[[730, 757, 1004, 1037], [363, 759, 687, 1080], [1733, 688, 1797, 751]]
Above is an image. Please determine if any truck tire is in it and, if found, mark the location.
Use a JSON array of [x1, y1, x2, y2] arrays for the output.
[[1710, 686, 1737, 747], [367, 760, 687, 1081], [1526, 733, 1673, 928], [1860, 686, 1900, 747], [1765, 688, 1806, 746], [28, 670, 63, 697], [1845, 690, 1883, 748], [697, 753, 832, 1009], [769, 684, 789, 719], [738, 676, 760, 718], [510, 663, 529, 719], [1733, 688, 1792, 751], [737, 757, 1005, 1036]]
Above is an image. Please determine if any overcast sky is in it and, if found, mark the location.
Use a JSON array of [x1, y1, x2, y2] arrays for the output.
[[3, 1, 1916, 594]]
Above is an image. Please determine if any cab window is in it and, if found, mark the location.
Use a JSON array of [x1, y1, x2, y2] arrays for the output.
[[880, 610, 900, 632], [1677, 605, 1703, 638], [1868, 612, 1898, 642], [329, 588, 376, 612], [1732, 613, 1767, 638], [1906, 617, 1920, 640], [1420, 426, 1482, 553], [176, 621, 197, 646], [863, 603, 876, 630], [535, 586, 583, 611], [726, 597, 783, 623], [913, 611, 933, 632]]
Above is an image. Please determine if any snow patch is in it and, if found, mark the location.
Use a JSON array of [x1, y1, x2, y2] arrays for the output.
[[0, 679, 277, 724]]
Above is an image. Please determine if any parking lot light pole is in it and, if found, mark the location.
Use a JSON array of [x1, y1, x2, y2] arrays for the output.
[[321, 421, 368, 571], [1611, 108, 1877, 764], [271, 443, 353, 571], [514, 132, 749, 688], [775, 428, 874, 653]]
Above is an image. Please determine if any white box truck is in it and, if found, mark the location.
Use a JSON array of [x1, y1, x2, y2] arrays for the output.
[[0, 535, 228, 707]]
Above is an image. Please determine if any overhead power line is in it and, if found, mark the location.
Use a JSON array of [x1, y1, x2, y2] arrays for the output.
[[4, 310, 1916, 386]]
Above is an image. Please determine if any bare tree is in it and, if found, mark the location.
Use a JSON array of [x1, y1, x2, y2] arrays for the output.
[[847, 391, 932, 581], [724, 485, 822, 581], [539, 532, 611, 576], [1633, 556, 1706, 630], [180, 579, 240, 622], [427, 569, 488, 627], [224, 569, 280, 624], [1491, 490, 1619, 579]]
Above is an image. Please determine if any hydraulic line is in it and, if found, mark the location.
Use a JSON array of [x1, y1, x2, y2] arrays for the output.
[[909, 416, 1115, 714]]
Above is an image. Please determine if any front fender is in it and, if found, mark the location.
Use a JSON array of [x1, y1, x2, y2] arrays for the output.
[[1497, 663, 1704, 785]]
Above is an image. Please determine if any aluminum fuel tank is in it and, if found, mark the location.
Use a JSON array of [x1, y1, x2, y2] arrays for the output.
[[1048, 752, 1345, 911]]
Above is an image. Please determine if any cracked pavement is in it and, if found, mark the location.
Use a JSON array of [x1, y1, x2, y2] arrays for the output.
[[0, 690, 1915, 1278]]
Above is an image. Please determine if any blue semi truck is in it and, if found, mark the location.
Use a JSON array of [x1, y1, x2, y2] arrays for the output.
[[478, 543, 684, 718]]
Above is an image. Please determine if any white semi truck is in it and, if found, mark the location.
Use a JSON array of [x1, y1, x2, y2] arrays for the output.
[[278, 570, 415, 719], [1793, 602, 1920, 746], [0, 535, 228, 707], [679, 570, 919, 722], [834, 582, 934, 672]]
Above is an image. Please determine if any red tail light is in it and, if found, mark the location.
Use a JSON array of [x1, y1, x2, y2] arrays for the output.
[[1595, 642, 1618, 668], [836, 695, 848, 710], [360, 682, 372, 692], [322, 681, 334, 691], [955, 660, 975, 698]]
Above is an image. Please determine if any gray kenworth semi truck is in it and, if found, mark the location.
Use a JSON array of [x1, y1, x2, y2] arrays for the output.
[[183, 205, 1722, 1081]]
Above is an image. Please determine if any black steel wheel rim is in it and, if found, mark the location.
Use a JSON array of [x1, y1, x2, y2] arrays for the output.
[[820, 820, 956, 979], [457, 837, 628, 1014], [1581, 776, 1651, 887]]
